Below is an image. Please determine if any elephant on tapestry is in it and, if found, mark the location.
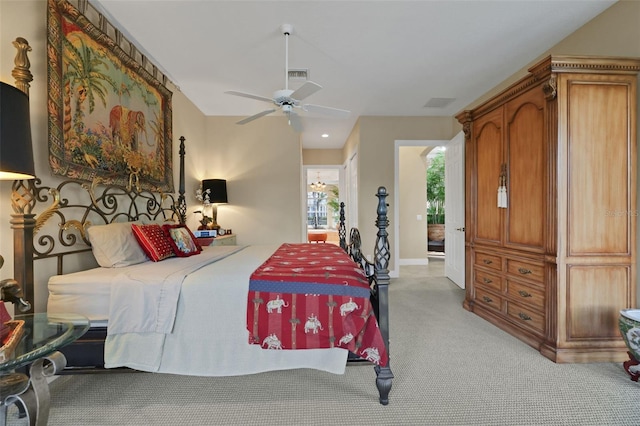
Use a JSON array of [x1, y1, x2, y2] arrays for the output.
[[109, 105, 149, 151]]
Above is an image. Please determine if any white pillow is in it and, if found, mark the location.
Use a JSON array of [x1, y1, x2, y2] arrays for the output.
[[87, 222, 148, 267]]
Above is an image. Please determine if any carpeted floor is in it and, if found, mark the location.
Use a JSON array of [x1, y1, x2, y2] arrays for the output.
[[7, 261, 640, 425]]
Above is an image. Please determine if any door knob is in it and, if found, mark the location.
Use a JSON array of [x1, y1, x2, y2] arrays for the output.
[[456, 227, 465, 232]]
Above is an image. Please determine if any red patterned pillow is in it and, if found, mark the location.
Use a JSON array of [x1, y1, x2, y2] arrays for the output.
[[131, 224, 175, 262], [162, 224, 202, 257]]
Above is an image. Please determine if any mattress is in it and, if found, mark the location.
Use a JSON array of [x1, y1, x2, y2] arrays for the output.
[[48, 265, 115, 325]]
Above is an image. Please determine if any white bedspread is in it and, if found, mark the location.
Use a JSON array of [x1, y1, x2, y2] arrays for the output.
[[107, 245, 244, 335], [104, 245, 348, 376]]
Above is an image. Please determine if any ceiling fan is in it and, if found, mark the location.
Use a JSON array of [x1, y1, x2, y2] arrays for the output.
[[225, 24, 350, 132]]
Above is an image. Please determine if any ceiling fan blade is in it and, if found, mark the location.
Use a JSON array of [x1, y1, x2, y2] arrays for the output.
[[236, 109, 276, 125], [225, 91, 274, 104], [303, 104, 351, 119], [290, 81, 322, 101], [287, 112, 303, 133]]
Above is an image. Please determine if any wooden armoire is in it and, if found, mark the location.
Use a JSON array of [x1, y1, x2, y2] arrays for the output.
[[456, 55, 640, 363]]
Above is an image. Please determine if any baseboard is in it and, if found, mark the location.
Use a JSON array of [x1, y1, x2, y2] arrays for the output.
[[398, 258, 428, 266]]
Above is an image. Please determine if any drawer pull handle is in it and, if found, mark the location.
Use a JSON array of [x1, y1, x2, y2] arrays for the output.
[[482, 278, 493, 284], [483, 259, 493, 265], [518, 290, 532, 298], [518, 267, 532, 275], [518, 312, 532, 321], [482, 296, 493, 303]]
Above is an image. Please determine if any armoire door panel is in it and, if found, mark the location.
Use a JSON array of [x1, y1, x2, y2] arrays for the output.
[[566, 79, 631, 255], [565, 265, 630, 340], [505, 91, 545, 249], [474, 110, 503, 243]]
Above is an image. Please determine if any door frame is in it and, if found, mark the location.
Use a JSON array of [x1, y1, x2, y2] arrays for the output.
[[301, 165, 345, 241], [394, 140, 449, 276]]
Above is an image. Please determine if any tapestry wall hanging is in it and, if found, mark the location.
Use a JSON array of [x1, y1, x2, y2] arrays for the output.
[[47, 0, 174, 192]]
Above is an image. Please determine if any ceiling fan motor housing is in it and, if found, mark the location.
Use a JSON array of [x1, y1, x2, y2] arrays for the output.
[[273, 89, 295, 106], [281, 24, 293, 35]]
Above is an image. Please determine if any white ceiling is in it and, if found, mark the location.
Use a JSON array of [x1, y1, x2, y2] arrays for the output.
[[92, 0, 615, 149]]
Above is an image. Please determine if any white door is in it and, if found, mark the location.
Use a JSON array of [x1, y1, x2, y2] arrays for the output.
[[444, 131, 465, 288]]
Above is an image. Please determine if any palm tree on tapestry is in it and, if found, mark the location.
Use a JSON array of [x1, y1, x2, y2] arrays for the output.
[[63, 36, 117, 134]]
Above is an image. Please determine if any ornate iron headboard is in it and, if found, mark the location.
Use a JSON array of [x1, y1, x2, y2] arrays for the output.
[[11, 136, 187, 312]]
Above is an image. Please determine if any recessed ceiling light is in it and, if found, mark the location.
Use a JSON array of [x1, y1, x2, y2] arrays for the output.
[[321, 134, 329, 138]]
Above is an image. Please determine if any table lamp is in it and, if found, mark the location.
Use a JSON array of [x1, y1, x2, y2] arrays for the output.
[[201, 179, 228, 230], [1, 81, 35, 315]]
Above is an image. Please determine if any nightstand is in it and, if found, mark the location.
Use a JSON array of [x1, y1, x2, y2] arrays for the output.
[[212, 234, 236, 246], [198, 234, 236, 247]]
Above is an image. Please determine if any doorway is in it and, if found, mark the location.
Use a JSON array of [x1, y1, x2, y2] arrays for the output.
[[303, 166, 343, 245], [394, 134, 465, 287]]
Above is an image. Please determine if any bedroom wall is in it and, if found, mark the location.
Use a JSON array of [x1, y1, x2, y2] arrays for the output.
[[302, 149, 343, 165], [355, 116, 459, 269], [203, 116, 302, 246], [399, 146, 430, 262]]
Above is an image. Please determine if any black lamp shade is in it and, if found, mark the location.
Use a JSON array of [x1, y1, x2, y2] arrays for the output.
[[0, 82, 35, 180], [202, 179, 228, 204]]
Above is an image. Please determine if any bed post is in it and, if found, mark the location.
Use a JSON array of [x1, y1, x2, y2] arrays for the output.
[[374, 186, 393, 405], [338, 202, 347, 251], [9, 38, 36, 313], [176, 136, 187, 224]]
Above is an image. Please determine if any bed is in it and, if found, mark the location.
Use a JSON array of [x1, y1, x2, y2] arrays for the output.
[[12, 139, 395, 405]]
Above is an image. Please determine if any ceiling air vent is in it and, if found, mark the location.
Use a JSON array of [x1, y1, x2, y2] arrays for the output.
[[288, 69, 309, 81], [423, 97, 456, 108]]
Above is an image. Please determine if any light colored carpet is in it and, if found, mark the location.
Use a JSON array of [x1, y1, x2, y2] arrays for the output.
[[7, 261, 640, 425]]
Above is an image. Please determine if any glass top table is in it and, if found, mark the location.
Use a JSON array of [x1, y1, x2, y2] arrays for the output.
[[1, 313, 89, 426], [1, 313, 89, 373]]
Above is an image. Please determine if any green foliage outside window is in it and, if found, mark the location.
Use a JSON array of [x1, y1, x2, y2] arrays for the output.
[[327, 186, 340, 226], [427, 150, 445, 224]]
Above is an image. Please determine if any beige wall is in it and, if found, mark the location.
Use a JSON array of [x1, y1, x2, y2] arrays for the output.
[[204, 116, 303, 246], [302, 149, 343, 165], [399, 146, 429, 260]]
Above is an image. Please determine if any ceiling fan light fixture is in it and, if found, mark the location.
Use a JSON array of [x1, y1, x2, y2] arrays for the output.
[[224, 23, 350, 133]]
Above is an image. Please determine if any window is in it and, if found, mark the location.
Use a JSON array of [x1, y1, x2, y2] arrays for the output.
[[307, 191, 328, 229]]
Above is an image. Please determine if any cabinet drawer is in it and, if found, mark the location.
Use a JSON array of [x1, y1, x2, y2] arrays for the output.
[[506, 280, 544, 310], [506, 258, 543, 283], [475, 252, 502, 271], [475, 288, 502, 312], [474, 269, 502, 292], [506, 301, 545, 334]]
